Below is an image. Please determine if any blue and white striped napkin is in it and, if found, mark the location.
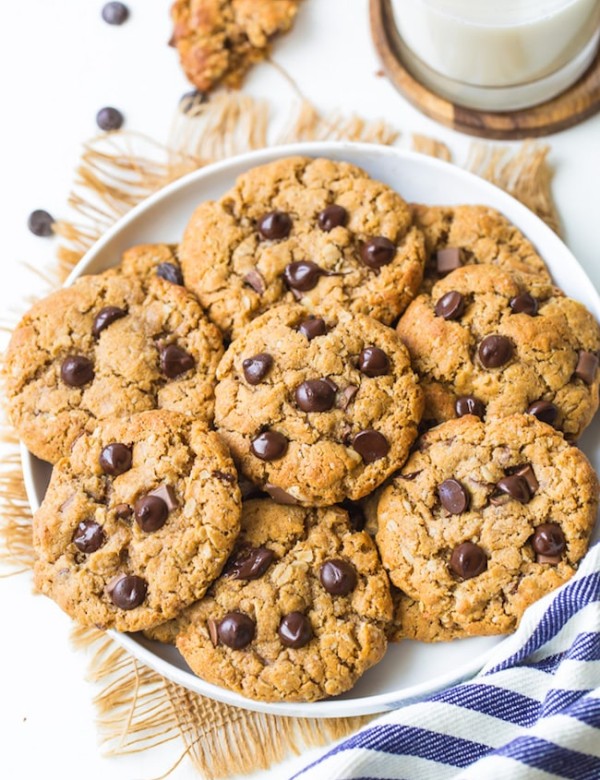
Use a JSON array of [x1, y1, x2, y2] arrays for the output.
[[294, 543, 600, 780]]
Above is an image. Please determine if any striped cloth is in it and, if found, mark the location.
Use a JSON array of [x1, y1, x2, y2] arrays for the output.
[[294, 543, 600, 780]]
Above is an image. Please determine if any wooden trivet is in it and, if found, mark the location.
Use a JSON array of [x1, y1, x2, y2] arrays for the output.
[[370, 0, 600, 140]]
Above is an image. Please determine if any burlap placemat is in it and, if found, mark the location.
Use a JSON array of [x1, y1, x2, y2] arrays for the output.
[[0, 93, 560, 779]]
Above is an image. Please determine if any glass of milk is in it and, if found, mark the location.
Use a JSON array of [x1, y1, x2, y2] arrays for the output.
[[391, 0, 600, 110]]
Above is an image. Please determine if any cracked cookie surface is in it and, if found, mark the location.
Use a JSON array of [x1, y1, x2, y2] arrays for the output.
[[376, 414, 598, 640], [168, 499, 392, 702], [180, 156, 426, 339], [5, 244, 223, 463], [214, 303, 424, 505], [33, 410, 242, 632], [397, 264, 600, 438]]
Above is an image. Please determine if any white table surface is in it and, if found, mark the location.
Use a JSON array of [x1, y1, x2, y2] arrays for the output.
[[1, 2, 599, 779]]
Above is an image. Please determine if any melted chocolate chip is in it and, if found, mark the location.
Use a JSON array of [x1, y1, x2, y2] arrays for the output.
[[435, 291, 465, 321], [96, 106, 124, 131], [360, 237, 396, 269], [575, 351, 599, 385], [527, 400, 559, 426], [436, 247, 463, 275], [114, 503, 132, 521], [295, 379, 336, 412], [455, 396, 485, 419], [27, 209, 55, 237], [99, 443, 132, 476], [72, 520, 106, 554], [226, 547, 275, 580], [278, 612, 313, 648], [496, 474, 531, 503], [242, 353, 273, 385], [513, 464, 539, 495], [156, 262, 183, 285], [338, 385, 358, 410], [298, 316, 327, 340], [101, 2, 129, 24], [264, 484, 298, 504], [438, 479, 469, 514], [478, 335, 514, 368], [510, 293, 538, 316], [134, 495, 169, 532], [358, 346, 390, 377], [318, 204, 348, 232], [258, 211, 292, 240], [109, 575, 147, 610], [450, 542, 487, 579], [243, 269, 266, 295], [148, 484, 177, 510], [218, 612, 255, 649], [352, 430, 390, 463], [92, 306, 127, 337], [319, 559, 357, 596], [283, 261, 325, 292], [532, 523, 566, 557], [160, 344, 195, 378], [250, 431, 288, 461], [60, 355, 94, 387]]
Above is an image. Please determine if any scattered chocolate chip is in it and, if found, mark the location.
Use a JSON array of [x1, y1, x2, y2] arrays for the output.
[[96, 106, 124, 131], [318, 204, 347, 232], [160, 344, 195, 378], [513, 464, 539, 495], [278, 612, 313, 648], [213, 470, 236, 484], [264, 484, 299, 504], [360, 237, 396, 269], [60, 355, 94, 387], [114, 503, 132, 520], [340, 499, 366, 530], [258, 211, 292, 240], [338, 385, 358, 410], [218, 612, 255, 649], [238, 476, 265, 501], [101, 2, 129, 24], [527, 400, 558, 426], [436, 247, 463, 275], [250, 431, 288, 461], [73, 520, 105, 554], [179, 89, 207, 113], [99, 443, 132, 476], [295, 379, 336, 412], [283, 261, 325, 292], [226, 547, 275, 580], [359, 346, 390, 377], [134, 495, 169, 532], [242, 353, 273, 385], [455, 396, 485, 419], [92, 306, 127, 337], [27, 209, 55, 237], [575, 351, 599, 385], [478, 335, 513, 368], [298, 316, 327, 340], [156, 262, 183, 285], [207, 618, 219, 646], [148, 484, 177, 511], [438, 479, 469, 514], [352, 430, 390, 463], [319, 559, 357, 595], [109, 575, 147, 610], [510, 293, 538, 316], [532, 523, 566, 557], [243, 269, 266, 295], [496, 474, 531, 503], [450, 542, 487, 579], [435, 291, 465, 321]]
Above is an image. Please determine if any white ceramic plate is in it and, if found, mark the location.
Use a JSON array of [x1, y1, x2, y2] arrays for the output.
[[22, 142, 600, 718]]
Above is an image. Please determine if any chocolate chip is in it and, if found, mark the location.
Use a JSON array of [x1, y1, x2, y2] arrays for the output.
[[60, 355, 94, 387], [114, 503, 132, 520], [513, 464, 538, 495], [352, 430, 390, 463], [226, 547, 275, 580], [532, 523, 565, 559], [295, 379, 336, 412], [148, 484, 177, 511], [496, 474, 531, 503], [575, 351, 599, 385], [510, 293, 538, 316], [156, 262, 183, 285], [92, 306, 127, 337], [283, 261, 325, 292], [101, 2, 129, 24], [318, 205, 347, 232], [319, 560, 357, 596], [96, 106, 124, 131], [527, 400, 558, 426], [134, 495, 169, 532], [72, 520, 105, 554], [324, 378, 338, 392], [360, 237, 396, 269], [250, 431, 288, 461], [278, 612, 313, 648], [27, 209, 55, 237], [218, 612, 255, 649], [340, 498, 366, 530], [258, 211, 292, 240], [358, 346, 390, 377], [298, 316, 327, 340], [435, 291, 465, 321], [213, 470, 236, 484], [160, 344, 195, 378], [242, 353, 273, 385], [109, 575, 147, 610], [478, 335, 513, 368], [99, 443, 132, 476], [438, 479, 469, 514], [455, 396, 485, 419], [207, 618, 219, 646], [179, 89, 207, 114], [264, 484, 299, 504], [436, 247, 463, 275], [338, 385, 358, 410], [450, 542, 487, 579], [243, 269, 266, 295]]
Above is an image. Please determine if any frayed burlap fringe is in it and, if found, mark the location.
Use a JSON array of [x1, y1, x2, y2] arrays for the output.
[[1, 92, 561, 778]]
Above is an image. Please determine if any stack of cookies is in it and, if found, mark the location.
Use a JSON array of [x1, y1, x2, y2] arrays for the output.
[[7, 157, 599, 703]]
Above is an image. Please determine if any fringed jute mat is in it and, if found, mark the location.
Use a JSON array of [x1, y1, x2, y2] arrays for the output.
[[0, 93, 561, 779]]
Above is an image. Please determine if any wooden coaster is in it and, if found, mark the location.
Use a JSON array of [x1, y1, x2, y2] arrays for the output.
[[370, 0, 600, 140]]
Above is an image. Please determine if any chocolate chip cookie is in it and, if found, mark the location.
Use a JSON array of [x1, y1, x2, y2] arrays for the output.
[[166, 499, 392, 702], [376, 414, 598, 640], [5, 246, 223, 463], [33, 410, 242, 632], [214, 303, 424, 506], [180, 156, 426, 338], [397, 264, 600, 438]]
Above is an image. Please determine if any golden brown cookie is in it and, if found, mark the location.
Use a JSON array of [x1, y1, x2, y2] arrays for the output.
[[376, 414, 599, 640], [214, 303, 424, 506], [180, 156, 426, 338], [33, 410, 242, 632]]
